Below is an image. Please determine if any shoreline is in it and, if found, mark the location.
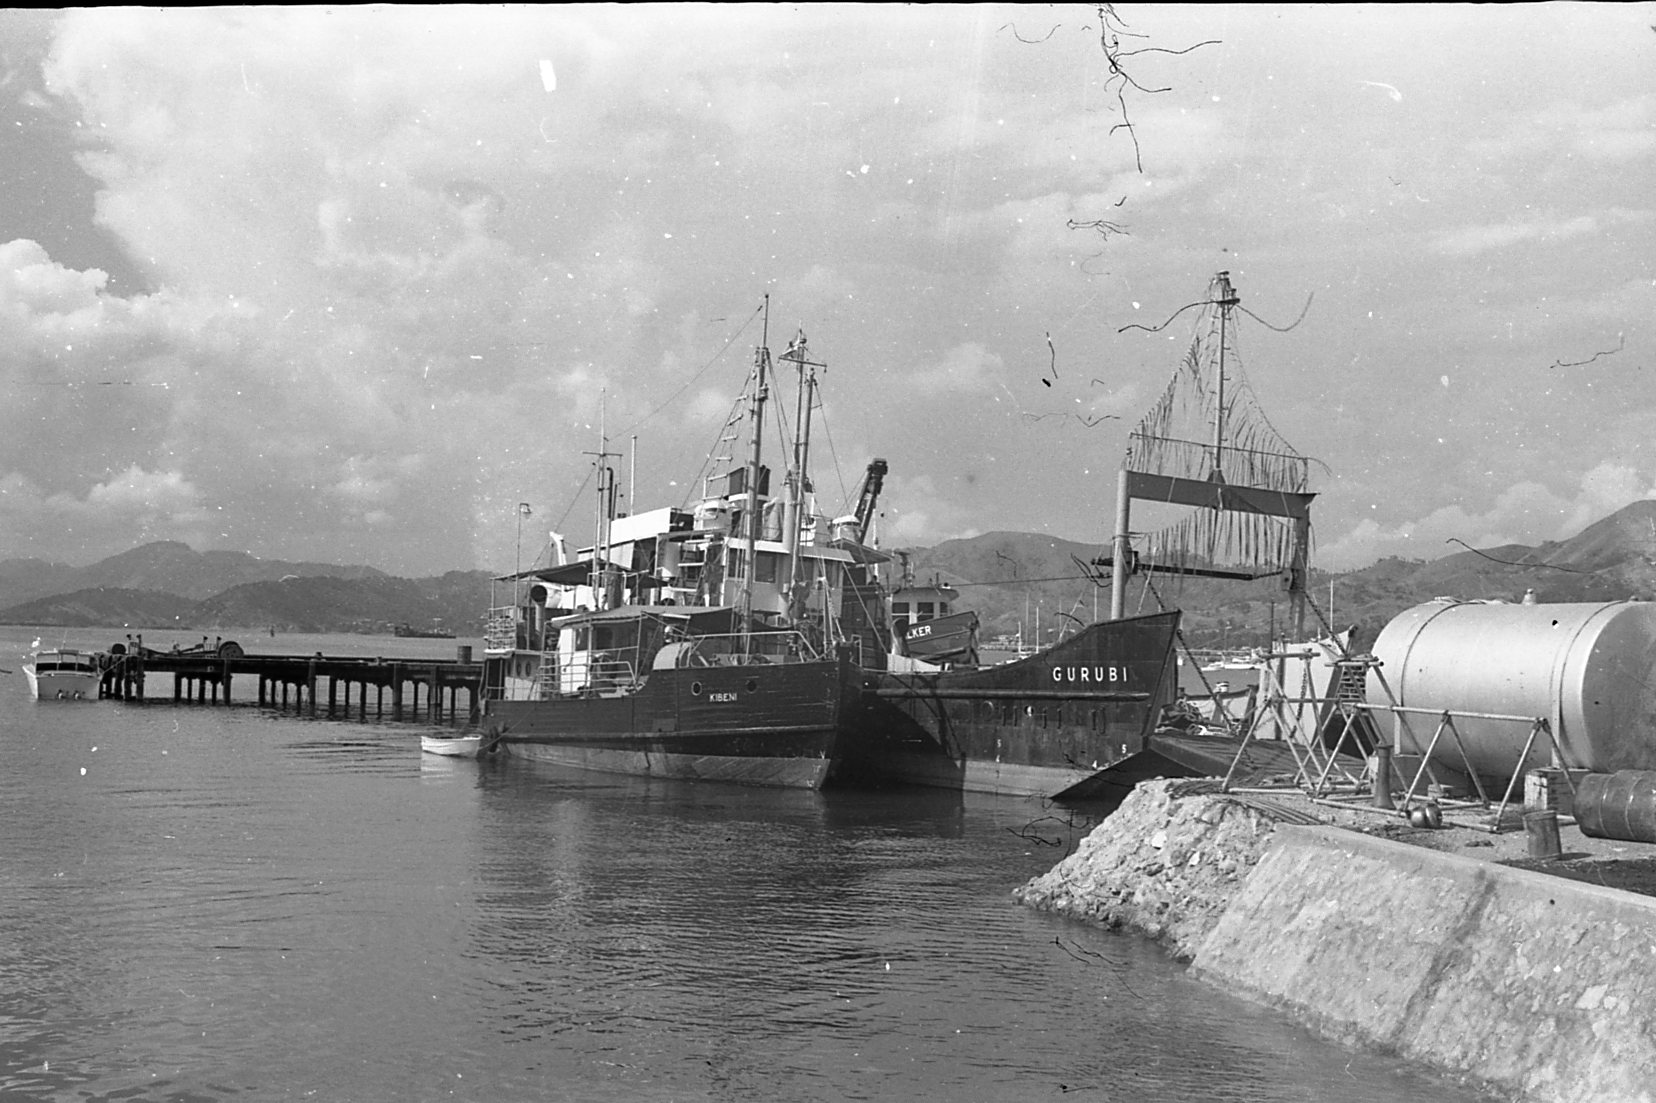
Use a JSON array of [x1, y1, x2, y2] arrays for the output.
[[1016, 779, 1656, 1102]]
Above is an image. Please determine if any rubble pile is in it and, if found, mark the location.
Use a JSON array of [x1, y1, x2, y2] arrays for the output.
[[1014, 779, 1292, 960]]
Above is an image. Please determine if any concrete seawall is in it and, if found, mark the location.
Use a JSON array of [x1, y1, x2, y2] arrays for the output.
[[1190, 826, 1656, 1103]]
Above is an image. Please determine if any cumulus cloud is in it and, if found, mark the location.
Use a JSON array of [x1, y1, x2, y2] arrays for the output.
[[18, 7, 1095, 570], [1, 5, 1651, 583], [12, 9, 654, 571], [0, 464, 208, 560], [1431, 215, 1600, 258], [1463, 95, 1656, 164], [87, 464, 201, 513], [0, 238, 110, 319], [905, 342, 1007, 396], [875, 472, 982, 546], [1320, 463, 1656, 570]]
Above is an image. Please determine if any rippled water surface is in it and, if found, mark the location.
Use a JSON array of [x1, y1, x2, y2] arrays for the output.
[[0, 627, 1494, 1102]]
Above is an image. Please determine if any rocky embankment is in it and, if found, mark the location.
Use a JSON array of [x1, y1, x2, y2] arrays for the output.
[[1014, 778, 1308, 960], [1017, 777, 1656, 1103]]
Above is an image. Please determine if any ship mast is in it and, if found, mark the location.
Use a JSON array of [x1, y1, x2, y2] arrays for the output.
[[779, 329, 823, 632], [1211, 271, 1237, 481], [738, 297, 772, 649], [585, 392, 619, 612], [1106, 272, 1315, 635]]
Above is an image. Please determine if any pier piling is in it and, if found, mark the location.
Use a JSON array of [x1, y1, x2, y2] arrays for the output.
[[92, 644, 481, 726]]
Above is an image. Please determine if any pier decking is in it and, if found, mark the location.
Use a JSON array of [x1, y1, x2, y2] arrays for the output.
[[95, 643, 481, 724]]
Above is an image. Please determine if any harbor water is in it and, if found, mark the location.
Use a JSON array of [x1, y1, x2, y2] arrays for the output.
[[1, 627, 1494, 1102]]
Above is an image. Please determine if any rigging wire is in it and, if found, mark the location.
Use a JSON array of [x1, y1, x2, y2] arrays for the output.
[[812, 391, 857, 519], [1118, 290, 1314, 337], [615, 302, 765, 438], [946, 572, 1100, 587], [1237, 295, 1313, 333], [1444, 538, 1590, 574], [679, 364, 756, 511], [505, 463, 597, 577], [552, 464, 597, 533], [1117, 297, 1210, 336]]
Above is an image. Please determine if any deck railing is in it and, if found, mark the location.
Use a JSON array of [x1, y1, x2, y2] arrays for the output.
[[484, 607, 553, 653]]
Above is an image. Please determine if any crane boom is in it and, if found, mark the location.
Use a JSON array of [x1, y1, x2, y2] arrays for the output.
[[853, 458, 888, 539]]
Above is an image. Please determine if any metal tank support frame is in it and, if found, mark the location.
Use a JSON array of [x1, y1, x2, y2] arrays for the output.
[[1220, 649, 1585, 833], [1219, 645, 1367, 794], [1357, 657, 1584, 832]]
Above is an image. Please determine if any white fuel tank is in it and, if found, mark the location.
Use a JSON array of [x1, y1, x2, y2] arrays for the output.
[[1366, 600, 1656, 779]]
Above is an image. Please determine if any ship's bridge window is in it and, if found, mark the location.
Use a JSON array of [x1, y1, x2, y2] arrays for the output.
[[918, 601, 935, 620], [726, 547, 781, 583], [592, 622, 637, 652]]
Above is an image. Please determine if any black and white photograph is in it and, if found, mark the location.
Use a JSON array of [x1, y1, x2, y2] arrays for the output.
[[1, 6, 1651, 1101]]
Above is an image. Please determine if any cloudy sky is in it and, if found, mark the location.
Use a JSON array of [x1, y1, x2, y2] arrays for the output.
[[0, 4, 1651, 577]]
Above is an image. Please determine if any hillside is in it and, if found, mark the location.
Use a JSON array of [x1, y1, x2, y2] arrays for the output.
[[893, 531, 1115, 644], [0, 556, 77, 606], [0, 541, 387, 607], [8, 501, 1656, 643], [0, 587, 198, 629], [195, 575, 482, 635], [898, 500, 1656, 649], [0, 545, 490, 634]]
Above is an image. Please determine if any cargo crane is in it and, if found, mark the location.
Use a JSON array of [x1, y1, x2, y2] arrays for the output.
[[852, 458, 887, 541]]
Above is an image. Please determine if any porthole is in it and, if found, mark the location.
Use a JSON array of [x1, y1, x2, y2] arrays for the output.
[[745, 677, 759, 693], [691, 681, 703, 695]]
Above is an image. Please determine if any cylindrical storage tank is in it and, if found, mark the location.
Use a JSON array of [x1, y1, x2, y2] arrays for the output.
[[1575, 770, 1656, 843], [1367, 600, 1656, 780]]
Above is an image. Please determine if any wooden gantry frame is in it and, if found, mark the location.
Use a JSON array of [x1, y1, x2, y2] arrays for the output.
[[1105, 273, 1316, 636]]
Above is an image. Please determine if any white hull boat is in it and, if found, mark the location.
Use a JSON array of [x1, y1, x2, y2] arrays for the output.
[[22, 647, 99, 701]]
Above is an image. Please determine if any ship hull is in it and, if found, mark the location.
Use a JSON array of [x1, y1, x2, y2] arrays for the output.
[[848, 611, 1181, 800], [483, 654, 856, 790], [24, 667, 99, 701], [22, 649, 101, 702]]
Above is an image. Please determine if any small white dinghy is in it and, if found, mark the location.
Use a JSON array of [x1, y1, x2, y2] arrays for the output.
[[421, 733, 485, 758]]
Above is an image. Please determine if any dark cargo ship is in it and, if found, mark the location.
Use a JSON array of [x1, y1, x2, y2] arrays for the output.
[[484, 602, 866, 789], [851, 610, 1180, 799], [853, 272, 1317, 801], [480, 317, 890, 789]]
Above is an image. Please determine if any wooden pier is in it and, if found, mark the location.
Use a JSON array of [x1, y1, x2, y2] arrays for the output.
[[95, 641, 482, 725]]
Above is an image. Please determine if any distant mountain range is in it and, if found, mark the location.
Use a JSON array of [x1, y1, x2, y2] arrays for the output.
[[907, 501, 1656, 648], [6, 501, 1656, 644], [0, 541, 490, 635]]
